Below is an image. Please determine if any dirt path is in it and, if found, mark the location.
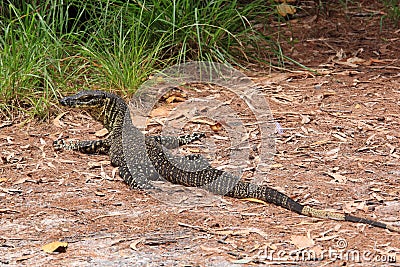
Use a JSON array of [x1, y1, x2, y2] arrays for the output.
[[1, 2, 400, 266]]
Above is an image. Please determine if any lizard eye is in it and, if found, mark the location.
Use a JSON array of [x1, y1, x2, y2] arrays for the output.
[[79, 95, 92, 101], [79, 95, 101, 105]]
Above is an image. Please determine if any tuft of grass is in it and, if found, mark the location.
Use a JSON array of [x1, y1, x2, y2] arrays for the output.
[[79, 0, 278, 94], [78, 1, 170, 95], [0, 0, 280, 119], [0, 1, 89, 119], [380, 0, 400, 27]]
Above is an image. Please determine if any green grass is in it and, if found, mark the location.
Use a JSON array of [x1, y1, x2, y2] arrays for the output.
[[0, 0, 279, 119], [2, 1, 399, 119], [0, 1, 92, 118], [380, 0, 400, 27], [80, 0, 277, 93]]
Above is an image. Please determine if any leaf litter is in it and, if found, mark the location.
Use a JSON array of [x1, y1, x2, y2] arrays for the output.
[[1, 2, 400, 265]]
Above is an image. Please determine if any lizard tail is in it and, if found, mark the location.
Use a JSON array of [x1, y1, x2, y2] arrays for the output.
[[231, 182, 400, 233], [301, 205, 400, 232]]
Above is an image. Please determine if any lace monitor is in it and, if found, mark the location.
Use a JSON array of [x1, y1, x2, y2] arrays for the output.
[[54, 90, 399, 233]]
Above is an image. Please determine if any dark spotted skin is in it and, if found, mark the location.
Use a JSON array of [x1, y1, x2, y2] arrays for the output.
[[53, 133, 205, 154], [54, 90, 399, 233]]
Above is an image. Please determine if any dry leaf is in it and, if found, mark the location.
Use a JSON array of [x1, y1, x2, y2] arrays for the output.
[[370, 187, 381, 192], [270, 163, 283, 169], [148, 106, 171, 119], [111, 167, 118, 180], [165, 95, 186, 103], [53, 112, 67, 128], [372, 192, 384, 202], [214, 228, 268, 239], [191, 117, 216, 125], [200, 245, 224, 253], [100, 165, 113, 180], [162, 89, 187, 103], [301, 126, 308, 134], [88, 160, 111, 169], [20, 144, 30, 149], [310, 139, 330, 146], [242, 198, 268, 205], [130, 238, 144, 251], [300, 114, 311, 124], [5, 136, 13, 144], [0, 208, 19, 213], [290, 235, 315, 250], [47, 162, 56, 168], [210, 122, 223, 132], [315, 235, 339, 241], [42, 241, 68, 253], [0, 121, 12, 129], [266, 243, 278, 250], [191, 117, 223, 132], [95, 128, 109, 137], [357, 145, 379, 152], [95, 191, 106, 197], [232, 258, 253, 264], [347, 56, 366, 65], [13, 177, 27, 185], [323, 91, 337, 98], [332, 133, 347, 142], [334, 60, 359, 68], [270, 94, 293, 104], [326, 147, 340, 156], [326, 172, 347, 184], [276, 3, 296, 16], [211, 229, 236, 236], [15, 255, 33, 262], [344, 201, 366, 213]]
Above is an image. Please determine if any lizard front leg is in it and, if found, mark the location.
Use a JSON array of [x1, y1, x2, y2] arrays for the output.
[[151, 132, 205, 149], [53, 138, 111, 154]]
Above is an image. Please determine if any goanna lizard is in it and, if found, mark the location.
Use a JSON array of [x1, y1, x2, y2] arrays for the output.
[[53, 90, 399, 233]]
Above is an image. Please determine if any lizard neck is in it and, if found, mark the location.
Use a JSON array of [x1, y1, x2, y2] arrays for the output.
[[86, 93, 127, 134]]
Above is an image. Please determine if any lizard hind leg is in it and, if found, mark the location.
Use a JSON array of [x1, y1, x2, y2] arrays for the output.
[[53, 138, 111, 154], [151, 132, 205, 149]]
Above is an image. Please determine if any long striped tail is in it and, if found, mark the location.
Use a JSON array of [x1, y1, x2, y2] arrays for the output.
[[229, 181, 400, 232]]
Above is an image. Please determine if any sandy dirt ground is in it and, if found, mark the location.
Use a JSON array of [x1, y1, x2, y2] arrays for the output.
[[1, 1, 400, 266]]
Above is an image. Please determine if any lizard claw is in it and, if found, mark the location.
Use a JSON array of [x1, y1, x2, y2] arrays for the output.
[[53, 139, 66, 151], [192, 132, 206, 140]]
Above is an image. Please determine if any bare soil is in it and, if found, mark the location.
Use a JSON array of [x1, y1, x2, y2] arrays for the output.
[[1, 2, 400, 266]]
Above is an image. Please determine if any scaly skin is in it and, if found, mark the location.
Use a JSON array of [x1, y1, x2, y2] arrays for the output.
[[54, 90, 399, 233]]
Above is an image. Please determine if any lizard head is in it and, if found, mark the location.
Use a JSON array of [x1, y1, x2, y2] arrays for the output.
[[59, 90, 109, 109], [59, 90, 127, 130]]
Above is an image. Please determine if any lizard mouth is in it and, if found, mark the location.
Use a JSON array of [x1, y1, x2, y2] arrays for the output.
[[59, 92, 104, 108], [59, 97, 98, 108]]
